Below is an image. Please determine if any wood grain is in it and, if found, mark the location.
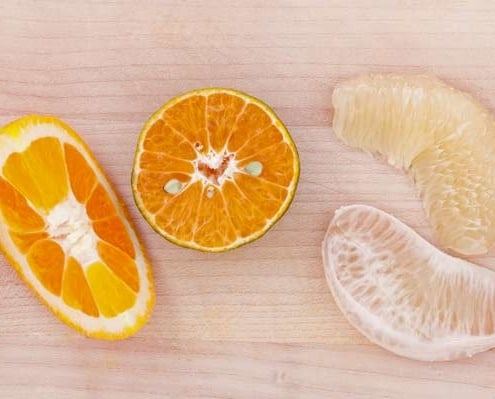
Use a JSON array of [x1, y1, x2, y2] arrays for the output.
[[1, 0, 495, 397]]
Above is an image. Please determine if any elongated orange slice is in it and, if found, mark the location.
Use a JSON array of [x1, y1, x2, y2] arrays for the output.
[[0, 116, 154, 339], [132, 88, 300, 252]]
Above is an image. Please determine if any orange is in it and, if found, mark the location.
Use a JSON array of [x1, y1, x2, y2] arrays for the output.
[[332, 74, 495, 255], [132, 88, 300, 252], [0, 116, 154, 339], [323, 205, 495, 361]]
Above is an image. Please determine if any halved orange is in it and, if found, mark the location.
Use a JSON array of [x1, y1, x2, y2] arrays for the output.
[[0, 116, 154, 339], [132, 88, 300, 252]]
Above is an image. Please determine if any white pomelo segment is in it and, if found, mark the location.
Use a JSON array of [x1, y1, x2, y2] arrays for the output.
[[322, 205, 495, 361]]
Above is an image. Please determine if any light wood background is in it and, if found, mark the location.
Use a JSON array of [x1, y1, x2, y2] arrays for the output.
[[1, 1, 495, 398]]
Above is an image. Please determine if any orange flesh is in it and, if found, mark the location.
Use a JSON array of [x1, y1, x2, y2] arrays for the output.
[[97, 241, 139, 292], [155, 180, 204, 242], [27, 239, 65, 296], [134, 91, 298, 250], [64, 143, 97, 203], [237, 141, 295, 186], [62, 257, 99, 317], [86, 184, 117, 220], [207, 93, 246, 152], [93, 217, 136, 259], [137, 171, 191, 213], [143, 119, 196, 160], [0, 136, 140, 317], [9, 231, 49, 254], [0, 177, 46, 232], [86, 261, 136, 318], [234, 173, 288, 219], [227, 103, 272, 153], [221, 181, 266, 238], [193, 185, 237, 247], [139, 151, 195, 174], [163, 95, 210, 152], [3, 137, 68, 212]]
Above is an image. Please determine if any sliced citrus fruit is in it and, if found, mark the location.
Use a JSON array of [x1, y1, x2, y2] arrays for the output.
[[332, 74, 495, 255], [132, 88, 300, 252], [323, 204, 495, 361], [0, 116, 154, 339]]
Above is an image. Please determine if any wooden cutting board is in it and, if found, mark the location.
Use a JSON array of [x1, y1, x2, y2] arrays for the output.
[[1, 1, 495, 397]]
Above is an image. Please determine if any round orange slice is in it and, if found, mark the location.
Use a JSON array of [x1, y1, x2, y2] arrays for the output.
[[132, 88, 300, 252], [0, 116, 154, 339]]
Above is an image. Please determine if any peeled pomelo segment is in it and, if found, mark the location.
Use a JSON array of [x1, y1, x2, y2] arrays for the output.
[[322, 204, 495, 362], [3, 137, 68, 212], [411, 139, 495, 255], [332, 74, 462, 169], [332, 74, 495, 255]]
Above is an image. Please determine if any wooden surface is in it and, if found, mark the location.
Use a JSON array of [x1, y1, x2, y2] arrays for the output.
[[1, 1, 495, 397]]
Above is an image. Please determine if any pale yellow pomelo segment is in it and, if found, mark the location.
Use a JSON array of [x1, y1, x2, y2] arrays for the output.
[[322, 205, 495, 362], [333, 75, 453, 168], [411, 139, 495, 255], [332, 74, 495, 255]]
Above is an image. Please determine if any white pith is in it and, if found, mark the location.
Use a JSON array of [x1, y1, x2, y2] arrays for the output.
[[46, 194, 99, 268], [191, 148, 239, 188], [0, 120, 152, 335]]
